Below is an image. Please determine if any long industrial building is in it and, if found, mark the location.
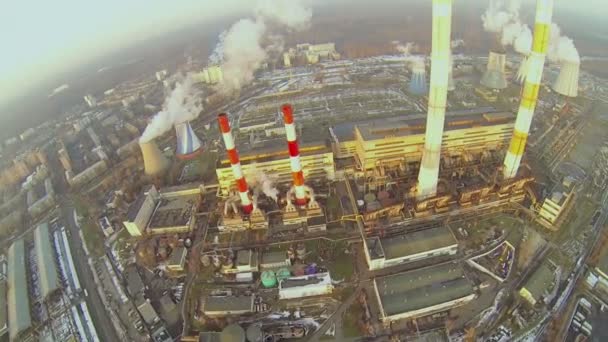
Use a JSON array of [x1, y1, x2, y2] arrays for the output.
[[7, 239, 32, 341], [330, 108, 514, 172], [216, 134, 335, 196], [34, 222, 60, 300], [364, 226, 458, 270], [373, 263, 475, 322]]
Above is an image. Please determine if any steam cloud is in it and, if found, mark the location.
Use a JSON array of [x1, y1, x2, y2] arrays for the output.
[[547, 23, 580, 63], [393, 41, 425, 70], [209, 0, 312, 94], [248, 168, 279, 202], [140, 75, 202, 143]]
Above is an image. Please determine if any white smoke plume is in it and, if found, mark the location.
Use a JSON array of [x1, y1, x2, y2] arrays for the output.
[[482, 0, 515, 33], [249, 169, 279, 202], [501, 21, 532, 54], [547, 23, 580, 63], [209, 0, 312, 95], [393, 41, 425, 71], [140, 75, 202, 143]]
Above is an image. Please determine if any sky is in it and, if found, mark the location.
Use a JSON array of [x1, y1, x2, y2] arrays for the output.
[[0, 0, 605, 107]]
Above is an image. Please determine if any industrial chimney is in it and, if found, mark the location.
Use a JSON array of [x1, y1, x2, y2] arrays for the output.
[[552, 61, 579, 97], [503, 0, 553, 179], [217, 113, 253, 214], [281, 104, 308, 206], [481, 50, 508, 89], [139, 140, 170, 177], [175, 121, 203, 160], [417, 0, 453, 199], [409, 61, 428, 95]]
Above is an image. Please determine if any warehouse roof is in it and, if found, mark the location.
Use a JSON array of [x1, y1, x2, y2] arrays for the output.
[[280, 272, 332, 289], [367, 226, 457, 261], [521, 260, 556, 302], [34, 222, 60, 299], [136, 298, 160, 325], [7, 239, 32, 341], [375, 263, 474, 318], [202, 295, 254, 314], [261, 251, 287, 266], [125, 266, 145, 296]]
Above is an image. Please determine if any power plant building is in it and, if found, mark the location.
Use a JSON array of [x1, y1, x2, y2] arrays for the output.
[[34, 223, 60, 300], [364, 226, 458, 270], [538, 177, 575, 226], [123, 185, 199, 236], [7, 239, 32, 342], [330, 108, 514, 172], [278, 272, 333, 299], [202, 295, 255, 317], [373, 263, 475, 323]]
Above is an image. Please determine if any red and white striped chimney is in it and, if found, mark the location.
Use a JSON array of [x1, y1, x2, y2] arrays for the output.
[[218, 113, 253, 214], [281, 104, 308, 206]]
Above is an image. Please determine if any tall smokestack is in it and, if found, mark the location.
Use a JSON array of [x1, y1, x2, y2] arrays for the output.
[[175, 121, 203, 160], [139, 140, 170, 177], [281, 104, 308, 206], [218, 113, 253, 214], [552, 61, 579, 97], [503, 0, 553, 179], [409, 61, 428, 95], [416, 0, 453, 199], [481, 50, 508, 89]]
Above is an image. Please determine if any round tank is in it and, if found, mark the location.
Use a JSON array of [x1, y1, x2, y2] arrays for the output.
[[261, 271, 277, 288], [201, 255, 211, 267], [364, 193, 376, 203], [246, 324, 263, 342], [276, 268, 291, 282], [377, 190, 389, 201], [305, 263, 318, 275], [222, 324, 245, 342]]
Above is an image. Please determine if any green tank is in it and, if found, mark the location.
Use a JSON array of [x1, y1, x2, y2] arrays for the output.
[[261, 270, 277, 288], [276, 268, 292, 282]]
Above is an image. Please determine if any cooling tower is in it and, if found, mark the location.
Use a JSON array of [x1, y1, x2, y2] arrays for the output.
[[552, 61, 579, 97], [139, 140, 170, 176], [481, 51, 508, 89], [417, 0, 453, 199], [503, 0, 553, 179], [175, 121, 203, 160], [409, 62, 428, 95]]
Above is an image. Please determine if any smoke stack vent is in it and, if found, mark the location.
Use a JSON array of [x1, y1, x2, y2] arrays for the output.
[[416, 0, 453, 199], [503, 0, 553, 179], [218, 113, 253, 214], [552, 61, 579, 97], [139, 140, 170, 177], [281, 104, 308, 206], [175, 121, 203, 160], [409, 63, 428, 95], [481, 51, 508, 89]]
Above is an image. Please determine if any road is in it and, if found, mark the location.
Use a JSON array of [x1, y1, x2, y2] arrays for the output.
[[60, 198, 119, 342]]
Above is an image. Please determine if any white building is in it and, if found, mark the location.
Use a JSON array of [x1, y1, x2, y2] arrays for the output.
[[278, 272, 333, 299], [538, 177, 576, 226]]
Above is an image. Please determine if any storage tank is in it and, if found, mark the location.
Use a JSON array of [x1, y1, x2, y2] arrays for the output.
[[305, 263, 318, 275], [276, 268, 291, 282], [261, 271, 277, 288], [222, 324, 245, 342]]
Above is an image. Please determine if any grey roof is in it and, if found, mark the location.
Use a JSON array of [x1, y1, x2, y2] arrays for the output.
[[370, 226, 457, 260], [7, 239, 32, 340], [375, 263, 474, 318], [522, 260, 556, 301], [34, 223, 60, 299], [597, 247, 608, 276], [199, 332, 221, 342], [261, 251, 287, 265], [167, 246, 187, 267], [125, 266, 145, 296], [136, 299, 159, 325], [236, 250, 258, 268], [0, 280, 7, 336], [202, 295, 254, 314], [127, 194, 147, 221]]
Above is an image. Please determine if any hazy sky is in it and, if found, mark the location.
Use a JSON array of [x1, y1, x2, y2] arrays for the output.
[[0, 0, 605, 107]]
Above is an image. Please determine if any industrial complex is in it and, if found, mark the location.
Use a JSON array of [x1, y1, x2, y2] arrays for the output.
[[2, 0, 608, 341]]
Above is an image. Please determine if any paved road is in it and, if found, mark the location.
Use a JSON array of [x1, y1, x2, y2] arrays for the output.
[[60, 199, 119, 342]]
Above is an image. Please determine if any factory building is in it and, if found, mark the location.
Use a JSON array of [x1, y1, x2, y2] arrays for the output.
[[26, 177, 56, 218], [538, 177, 575, 226], [518, 259, 558, 306], [194, 65, 223, 84], [7, 239, 32, 341], [261, 251, 289, 270], [364, 226, 458, 270], [216, 136, 335, 196], [202, 295, 255, 317], [283, 43, 340, 66], [278, 272, 333, 300], [329, 108, 514, 172], [585, 247, 608, 294], [166, 246, 188, 273], [123, 185, 199, 236], [34, 223, 60, 300], [373, 263, 475, 323], [236, 250, 259, 273]]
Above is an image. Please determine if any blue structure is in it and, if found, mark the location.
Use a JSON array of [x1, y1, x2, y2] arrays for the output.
[[409, 68, 428, 96], [175, 121, 203, 159]]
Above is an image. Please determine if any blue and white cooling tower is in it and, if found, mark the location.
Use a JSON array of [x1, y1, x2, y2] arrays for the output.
[[409, 62, 428, 96], [175, 121, 203, 160]]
